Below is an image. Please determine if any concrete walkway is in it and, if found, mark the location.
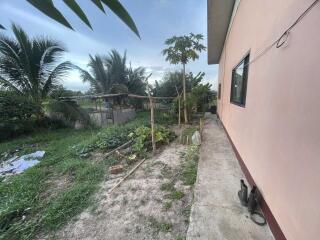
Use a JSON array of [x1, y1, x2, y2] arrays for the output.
[[186, 114, 274, 240]]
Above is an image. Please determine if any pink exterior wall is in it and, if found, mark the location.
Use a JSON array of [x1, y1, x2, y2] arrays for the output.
[[216, 1, 320, 239]]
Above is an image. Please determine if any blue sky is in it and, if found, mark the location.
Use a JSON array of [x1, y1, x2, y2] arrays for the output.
[[0, 0, 218, 92]]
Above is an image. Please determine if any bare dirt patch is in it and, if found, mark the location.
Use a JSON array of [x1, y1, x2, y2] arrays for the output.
[[52, 142, 193, 240]]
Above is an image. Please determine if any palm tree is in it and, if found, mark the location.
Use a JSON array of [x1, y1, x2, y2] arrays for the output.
[[127, 66, 147, 95], [79, 49, 146, 95], [0, 24, 72, 104], [79, 55, 111, 93], [105, 50, 128, 85]]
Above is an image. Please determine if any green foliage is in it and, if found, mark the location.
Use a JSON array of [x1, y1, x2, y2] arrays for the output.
[[129, 124, 174, 156], [76, 112, 149, 154], [25, 0, 140, 37], [161, 180, 184, 201], [50, 85, 83, 99], [110, 84, 128, 94], [42, 181, 100, 230], [0, 24, 73, 104], [163, 201, 172, 210], [0, 92, 42, 140], [148, 216, 172, 233], [95, 125, 133, 150], [0, 127, 107, 239], [0, 112, 175, 238], [78, 50, 147, 97], [47, 100, 91, 127], [176, 236, 186, 240], [169, 190, 185, 200], [180, 145, 199, 185], [162, 33, 206, 65], [160, 182, 175, 192], [189, 83, 216, 112], [129, 126, 150, 155], [155, 110, 176, 125], [154, 71, 204, 97], [0, 92, 41, 121]]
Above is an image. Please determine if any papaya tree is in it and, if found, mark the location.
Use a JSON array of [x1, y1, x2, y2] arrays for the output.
[[162, 33, 206, 123]]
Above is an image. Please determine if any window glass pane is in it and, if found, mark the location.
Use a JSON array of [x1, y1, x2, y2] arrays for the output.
[[230, 54, 249, 106]]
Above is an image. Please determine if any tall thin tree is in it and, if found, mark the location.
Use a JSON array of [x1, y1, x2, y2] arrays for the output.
[[162, 33, 206, 123]]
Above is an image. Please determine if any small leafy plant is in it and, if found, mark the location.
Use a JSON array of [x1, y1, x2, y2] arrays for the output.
[[128, 125, 175, 156]]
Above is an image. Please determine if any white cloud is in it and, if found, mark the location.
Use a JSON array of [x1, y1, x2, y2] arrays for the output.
[[62, 71, 90, 92]]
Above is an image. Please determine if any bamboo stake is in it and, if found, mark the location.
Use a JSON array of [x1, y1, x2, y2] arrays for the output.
[[150, 98, 156, 152], [108, 158, 146, 194], [104, 140, 133, 159], [99, 99, 103, 126]]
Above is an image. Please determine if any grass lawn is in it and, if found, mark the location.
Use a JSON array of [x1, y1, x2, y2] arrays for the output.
[[0, 112, 152, 239]]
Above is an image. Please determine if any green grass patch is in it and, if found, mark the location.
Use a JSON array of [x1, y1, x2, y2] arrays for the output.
[[169, 190, 185, 200], [180, 145, 199, 185], [175, 236, 186, 240], [160, 182, 175, 192], [148, 216, 172, 233], [163, 201, 172, 211], [160, 182, 185, 201], [0, 112, 150, 239]]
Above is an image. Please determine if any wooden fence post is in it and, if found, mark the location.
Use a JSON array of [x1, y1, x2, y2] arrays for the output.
[[145, 73, 156, 153]]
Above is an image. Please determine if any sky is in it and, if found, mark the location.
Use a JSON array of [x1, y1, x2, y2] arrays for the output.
[[0, 0, 218, 92]]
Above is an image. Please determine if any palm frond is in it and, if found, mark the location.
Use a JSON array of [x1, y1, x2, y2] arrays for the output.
[[0, 75, 24, 94], [63, 0, 92, 29], [91, 0, 105, 13], [26, 0, 139, 38], [0, 24, 72, 102], [27, 0, 73, 30], [42, 61, 74, 98], [100, 0, 140, 38]]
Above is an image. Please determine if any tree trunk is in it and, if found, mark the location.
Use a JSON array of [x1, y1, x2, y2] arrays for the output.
[[175, 86, 181, 127], [178, 95, 181, 126], [182, 63, 188, 123]]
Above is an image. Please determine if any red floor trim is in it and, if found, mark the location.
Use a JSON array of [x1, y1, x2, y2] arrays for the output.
[[218, 115, 287, 240]]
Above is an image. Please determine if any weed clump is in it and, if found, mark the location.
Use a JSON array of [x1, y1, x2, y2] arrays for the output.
[[180, 145, 199, 185], [148, 216, 172, 233]]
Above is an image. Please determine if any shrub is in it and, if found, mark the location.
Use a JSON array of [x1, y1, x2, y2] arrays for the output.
[[129, 125, 175, 156], [0, 92, 42, 141], [47, 100, 91, 127], [0, 92, 41, 120], [75, 114, 150, 155]]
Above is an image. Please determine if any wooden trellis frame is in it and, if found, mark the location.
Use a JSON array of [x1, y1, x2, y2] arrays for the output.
[[60, 90, 177, 153]]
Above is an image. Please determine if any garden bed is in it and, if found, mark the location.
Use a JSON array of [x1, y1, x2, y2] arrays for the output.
[[54, 141, 199, 240], [0, 112, 200, 239]]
